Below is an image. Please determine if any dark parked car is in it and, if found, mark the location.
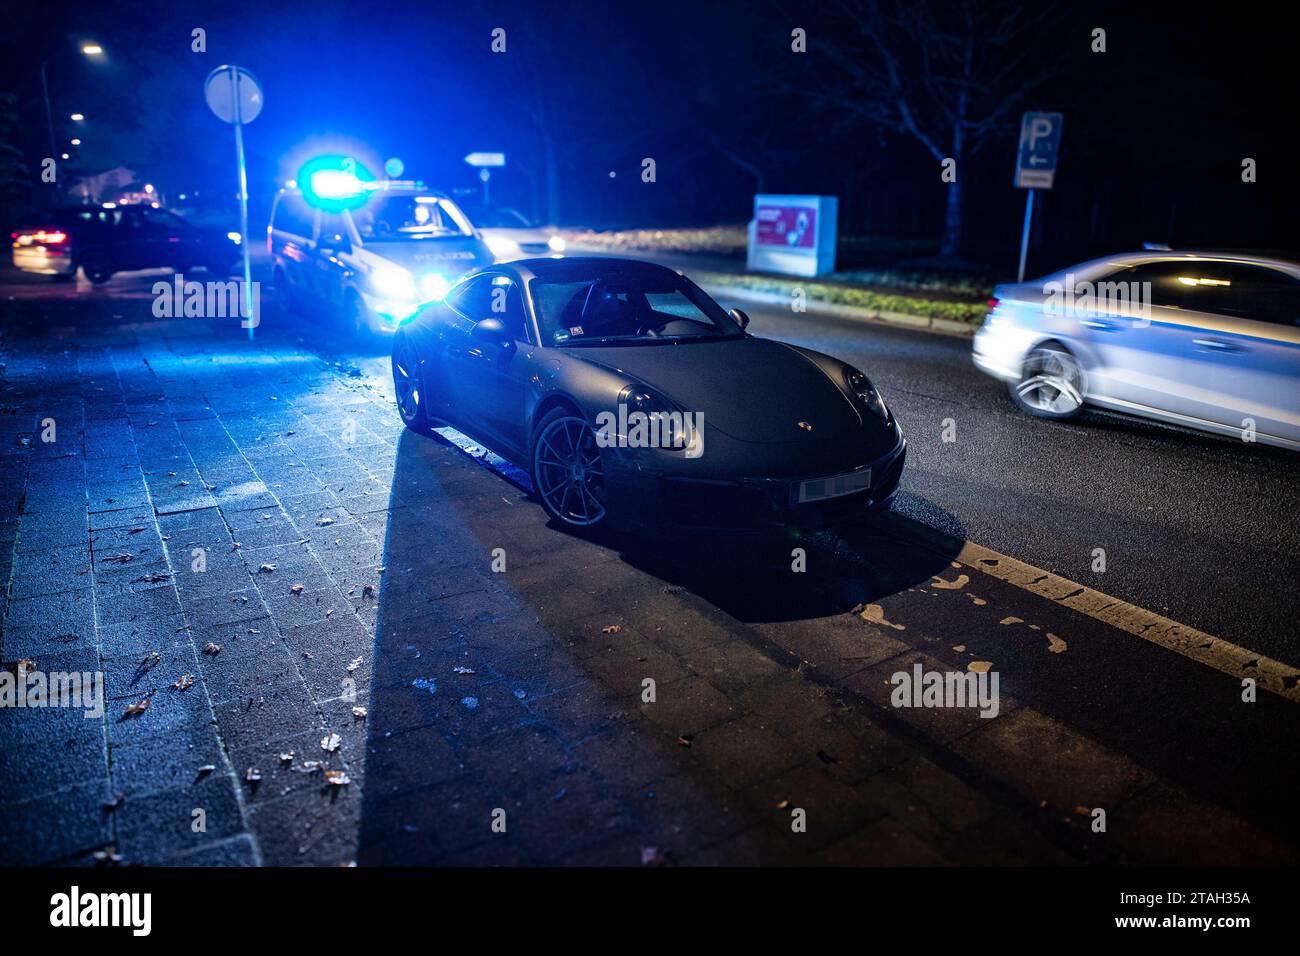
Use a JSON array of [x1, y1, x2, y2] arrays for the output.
[[10, 204, 241, 284], [391, 257, 906, 534]]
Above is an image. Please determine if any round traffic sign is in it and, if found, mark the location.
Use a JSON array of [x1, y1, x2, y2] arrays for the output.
[[204, 65, 263, 125]]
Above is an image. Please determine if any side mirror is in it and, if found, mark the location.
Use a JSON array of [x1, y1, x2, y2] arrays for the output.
[[730, 307, 751, 331], [471, 317, 513, 348], [317, 232, 351, 254]]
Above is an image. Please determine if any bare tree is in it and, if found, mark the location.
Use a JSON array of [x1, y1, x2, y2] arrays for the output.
[[812, 0, 1061, 259]]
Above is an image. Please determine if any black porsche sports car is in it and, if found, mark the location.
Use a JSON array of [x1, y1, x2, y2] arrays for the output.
[[390, 257, 906, 534]]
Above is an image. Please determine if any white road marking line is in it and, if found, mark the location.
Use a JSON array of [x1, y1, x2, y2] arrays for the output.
[[956, 540, 1300, 704]]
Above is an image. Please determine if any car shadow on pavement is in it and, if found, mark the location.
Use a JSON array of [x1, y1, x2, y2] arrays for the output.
[[614, 507, 964, 624], [355, 427, 964, 864]]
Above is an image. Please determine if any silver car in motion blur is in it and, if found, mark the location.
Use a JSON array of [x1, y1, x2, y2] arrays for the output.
[[973, 251, 1300, 450]]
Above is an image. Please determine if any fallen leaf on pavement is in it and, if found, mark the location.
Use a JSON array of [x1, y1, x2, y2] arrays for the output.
[[602, 624, 622, 634], [257, 563, 276, 574], [290, 583, 305, 594], [202, 642, 222, 656], [172, 674, 194, 691], [352, 707, 367, 720], [325, 770, 351, 787], [347, 657, 363, 673], [245, 768, 263, 783], [123, 697, 151, 717], [321, 732, 342, 752]]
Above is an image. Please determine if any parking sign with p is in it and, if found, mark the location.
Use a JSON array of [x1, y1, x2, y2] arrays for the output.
[[1015, 111, 1063, 189]]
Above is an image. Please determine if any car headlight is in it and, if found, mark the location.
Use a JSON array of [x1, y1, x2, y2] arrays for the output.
[[420, 272, 451, 301], [844, 367, 890, 422], [616, 385, 696, 451], [547, 235, 566, 252], [485, 235, 520, 257], [370, 266, 416, 300]]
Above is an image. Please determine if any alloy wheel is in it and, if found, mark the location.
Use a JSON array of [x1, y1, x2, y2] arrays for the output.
[[533, 416, 607, 526], [1015, 347, 1084, 416]]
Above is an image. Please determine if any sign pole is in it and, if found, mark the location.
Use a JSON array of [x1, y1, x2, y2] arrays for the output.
[[1013, 112, 1062, 283], [230, 70, 255, 340], [205, 65, 264, 340], [1017, 189, 1035, 282]]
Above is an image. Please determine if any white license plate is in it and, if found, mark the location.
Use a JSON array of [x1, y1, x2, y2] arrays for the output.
[[798, 468, 872, 503]]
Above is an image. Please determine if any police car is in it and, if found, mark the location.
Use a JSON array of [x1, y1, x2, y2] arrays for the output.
[[267, 181, 493, 335]]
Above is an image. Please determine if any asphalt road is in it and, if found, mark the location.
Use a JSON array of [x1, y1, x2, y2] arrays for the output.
[[708, 293, 1300, 665]]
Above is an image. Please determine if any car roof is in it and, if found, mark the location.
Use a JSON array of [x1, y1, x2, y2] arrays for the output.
[[500, 256, 681, 282], [277, 185, 452, 201], [1035, 249, 1300, 284]]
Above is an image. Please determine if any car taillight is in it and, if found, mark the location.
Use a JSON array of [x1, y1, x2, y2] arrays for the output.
[[14, 228, 68, 246], [987, 297, 999, 312]]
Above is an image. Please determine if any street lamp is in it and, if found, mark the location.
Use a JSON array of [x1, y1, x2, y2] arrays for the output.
[[70, 138, 81, 146], [41, 41, 105, 189], [70, 113, 84, 121]]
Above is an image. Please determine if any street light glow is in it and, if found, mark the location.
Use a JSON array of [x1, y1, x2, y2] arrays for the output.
[[70, 113, 85, 122], [70, 138, 81, 146], [81, 44, 103, 56]]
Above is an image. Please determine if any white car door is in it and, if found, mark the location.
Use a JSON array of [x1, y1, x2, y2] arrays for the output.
[[1074, 260, 1227, 425], [1166, 263, 1300, 444]]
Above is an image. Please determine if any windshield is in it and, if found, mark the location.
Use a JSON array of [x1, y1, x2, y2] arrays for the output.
[[462, 206, 534, 229], [353, 196, 473, 242], [530, 272, 742, 346]]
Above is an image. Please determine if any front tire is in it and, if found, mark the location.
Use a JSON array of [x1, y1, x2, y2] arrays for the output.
[[349, 292, 377, 341], [392, 335, 434, 435], [1010, 343, 1085, 420], [530, 408, 609, 528]]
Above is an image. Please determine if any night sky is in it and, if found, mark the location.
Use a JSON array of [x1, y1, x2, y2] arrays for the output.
[[3, 0, 1294, 271]]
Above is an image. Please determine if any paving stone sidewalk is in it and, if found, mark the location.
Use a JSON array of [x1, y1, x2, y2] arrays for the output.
[[1, 293, 1287, 866]]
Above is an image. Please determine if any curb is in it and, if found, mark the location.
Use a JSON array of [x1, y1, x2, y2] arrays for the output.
[[563, 245, 979, 339], [695, 283, 978, 338]]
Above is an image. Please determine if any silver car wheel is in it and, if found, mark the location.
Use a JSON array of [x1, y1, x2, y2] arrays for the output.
[[1016, 346, 1084, 416]]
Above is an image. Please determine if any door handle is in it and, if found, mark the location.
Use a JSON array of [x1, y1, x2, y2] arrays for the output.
[[1192, 338, 1243, 353], [1080, 318, 1121, 331]]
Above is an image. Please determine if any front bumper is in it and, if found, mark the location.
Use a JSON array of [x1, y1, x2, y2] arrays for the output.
[[604, 433, 907, 536]]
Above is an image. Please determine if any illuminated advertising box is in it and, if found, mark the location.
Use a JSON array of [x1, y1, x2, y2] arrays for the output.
[[747, 194, 838, 277]]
